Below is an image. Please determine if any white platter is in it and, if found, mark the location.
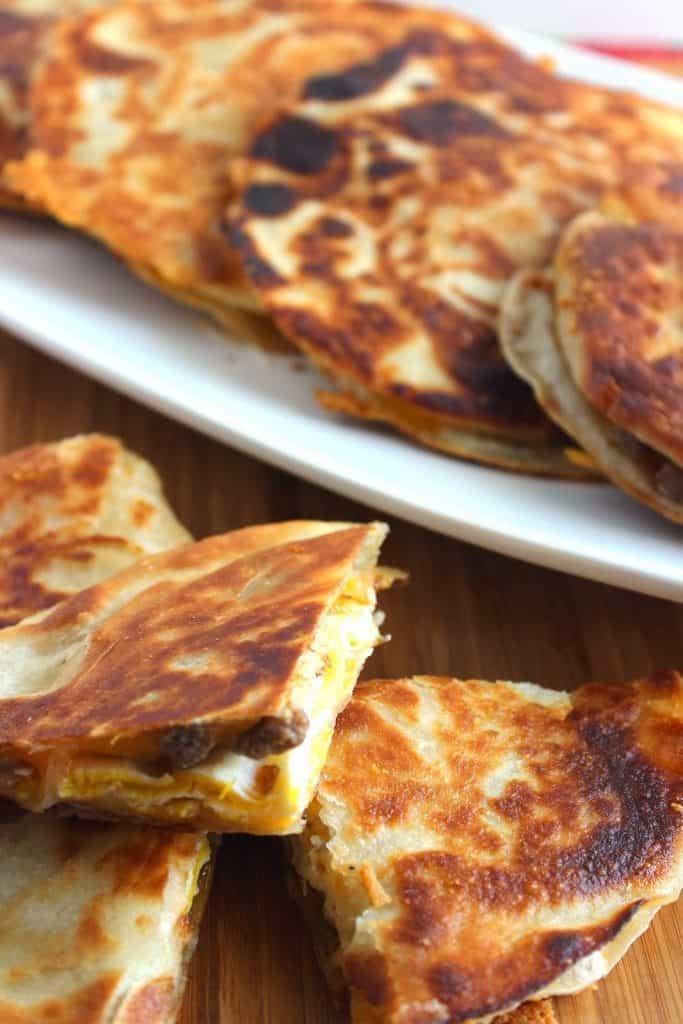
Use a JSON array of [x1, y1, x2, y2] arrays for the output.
[[0, 26, 682, 600]]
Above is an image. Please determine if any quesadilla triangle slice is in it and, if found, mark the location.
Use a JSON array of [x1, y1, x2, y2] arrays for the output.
[[0, 520, 389, 833], [0, 433, 190, 627], [228, 14, 683, 475], [4, 0, 481, 322], [0, 809, 212, 1023], [500, 210, 683, 523], [291, 672, 683, 1023]]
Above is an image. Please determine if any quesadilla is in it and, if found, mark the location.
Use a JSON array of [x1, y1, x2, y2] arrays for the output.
[[4, 0, 470, 326], [0, 809, 212, 1023], [500, 207, 683, 523], [0, 433, 190, 627], [0, 1, 112, 209], [0, 520, 388, 833], [228, 10, 682, 473], [291, 672, 683, 1023]]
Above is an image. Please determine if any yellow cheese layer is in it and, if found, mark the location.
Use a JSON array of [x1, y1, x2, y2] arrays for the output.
[[11, 576, 378, 833]]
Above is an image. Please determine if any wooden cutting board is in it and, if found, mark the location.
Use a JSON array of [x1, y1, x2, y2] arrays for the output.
[[1, 330, 680, 1024]]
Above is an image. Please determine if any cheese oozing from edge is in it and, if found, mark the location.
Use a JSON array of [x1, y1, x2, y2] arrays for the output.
[[9, 575, 380, 834]]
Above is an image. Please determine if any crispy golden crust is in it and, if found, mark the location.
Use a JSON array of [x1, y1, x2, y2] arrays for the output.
[[0, 521, 384, 758], [0, 6, 47, 207], [0, 814, 212, 1023], [229, 16, 683, 467], [499, 267, 683, 523], [495, 1002, 557, 1024], [0, 434, 190, 627], [602, 159, 683, 229], [0, 1, 111, 208], [4, 1, 471, 316], [297, 672, 683, 1023], [554, 210, 683, 468]]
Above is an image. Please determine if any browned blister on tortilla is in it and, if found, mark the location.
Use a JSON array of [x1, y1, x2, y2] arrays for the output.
[[0, 433, 190, 627], [0, 812, 212, 1023], [0, 1, 114, 208]]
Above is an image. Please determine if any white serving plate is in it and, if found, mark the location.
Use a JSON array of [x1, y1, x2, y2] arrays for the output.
[[0, 26, 682, 600]]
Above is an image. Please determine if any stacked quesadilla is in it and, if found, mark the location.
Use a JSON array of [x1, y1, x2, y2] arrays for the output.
[[500, 197, 683, 523], [3, 0, 681, 487], [0, 435, 210, 1024], [227, 11, 683, 475]]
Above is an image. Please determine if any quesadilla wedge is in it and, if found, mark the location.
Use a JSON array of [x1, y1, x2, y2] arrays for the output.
[[0, 433, 190, 627], [500, 208, 683, 523], [4, 0, 473, 324], [228, 9, 682, 473], [0, 809, 212, 1023], [0, 520, 388, 833], [291, 672, 683, 1023]]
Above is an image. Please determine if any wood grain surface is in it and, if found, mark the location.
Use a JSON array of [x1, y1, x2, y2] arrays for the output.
[[0, 328, 681, 1024]]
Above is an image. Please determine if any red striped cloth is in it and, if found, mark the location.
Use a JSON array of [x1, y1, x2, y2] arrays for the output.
[[575, 40, 683, 76]]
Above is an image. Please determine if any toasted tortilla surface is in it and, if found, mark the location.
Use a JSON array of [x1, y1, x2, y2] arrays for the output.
[[292, 672, 683, 1022]]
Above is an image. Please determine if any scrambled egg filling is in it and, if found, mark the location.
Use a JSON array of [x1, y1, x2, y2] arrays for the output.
[[8, 575, 379, 834]]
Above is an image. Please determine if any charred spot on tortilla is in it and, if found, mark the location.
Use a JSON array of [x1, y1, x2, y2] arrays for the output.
[[302, 32, 440, 102], [243, 183, 297, 217], [395, 98, 510, 145], [251, 115, 340, 176]]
